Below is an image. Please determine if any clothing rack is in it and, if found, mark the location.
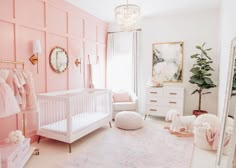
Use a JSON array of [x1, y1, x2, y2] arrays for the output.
[[0, 60, 26, 136], [0, 60, 25, 69]]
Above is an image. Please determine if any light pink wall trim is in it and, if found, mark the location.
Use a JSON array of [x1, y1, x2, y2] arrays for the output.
[[0, 0, 108, 142]]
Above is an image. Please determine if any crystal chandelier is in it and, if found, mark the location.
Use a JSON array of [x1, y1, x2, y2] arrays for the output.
[[114, 0, 140, 31]]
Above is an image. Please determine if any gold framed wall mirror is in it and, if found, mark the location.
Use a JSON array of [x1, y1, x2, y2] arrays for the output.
[[216, 37, 236, 168], [49, 46, 69, 73]]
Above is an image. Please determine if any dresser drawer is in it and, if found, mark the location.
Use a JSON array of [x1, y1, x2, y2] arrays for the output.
[[164, 98, 183, 108], [146, 87, 163, 97], [146, 106, 167, 117], [147, 97, 183, 107], [1, 145, 21, 168], [164, 87, 184, 98], [6, 151, 20, 168], [0, 138, 31, 168], [19, 139, 30, 160], [146, 106, 183, 116], [146, 97, 165, 106]]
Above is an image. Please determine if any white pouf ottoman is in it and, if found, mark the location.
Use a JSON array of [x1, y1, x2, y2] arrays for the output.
[[115, 111, 143, 130]]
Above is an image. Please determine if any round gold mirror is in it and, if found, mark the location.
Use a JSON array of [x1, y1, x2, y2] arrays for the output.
[[49, 46, 69, 73]]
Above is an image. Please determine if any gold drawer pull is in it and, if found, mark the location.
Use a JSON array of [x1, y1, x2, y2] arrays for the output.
[[150, 109, 157, 111], [169, 101, 177, 104], [150, 92, 158, 94], [169, 93, 177, 95], [150, 100, 157, 102]]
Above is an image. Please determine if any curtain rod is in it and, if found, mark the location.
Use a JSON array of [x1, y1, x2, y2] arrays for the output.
[[108, 28, 142, 34]]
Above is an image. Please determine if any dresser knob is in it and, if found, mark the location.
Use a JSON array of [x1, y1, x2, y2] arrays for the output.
[[150, 100, 157, 102], [169, 101, 177, 104], [150, 92, 158, 94], [150, 109, 157, 111], [169, 93, 177, 95]]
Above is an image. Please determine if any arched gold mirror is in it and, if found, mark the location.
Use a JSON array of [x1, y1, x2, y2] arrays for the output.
[[49, 46, 69, 73]]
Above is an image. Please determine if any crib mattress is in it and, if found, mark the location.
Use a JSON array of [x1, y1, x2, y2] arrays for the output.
[[40, 112, 108, 135]]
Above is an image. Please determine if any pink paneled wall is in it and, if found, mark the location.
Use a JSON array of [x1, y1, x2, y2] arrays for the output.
[[0, 0, 108, 142]]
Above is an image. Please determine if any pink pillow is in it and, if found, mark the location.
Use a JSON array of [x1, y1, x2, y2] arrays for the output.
[[113, 92, 131, 102]]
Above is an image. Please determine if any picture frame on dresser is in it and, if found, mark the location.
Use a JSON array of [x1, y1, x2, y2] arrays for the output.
[[152, 42, 184, 84]]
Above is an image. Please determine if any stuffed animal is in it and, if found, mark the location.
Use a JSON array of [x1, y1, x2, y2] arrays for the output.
[[6, 130, 25, 144], [165, 109, 196, 134]]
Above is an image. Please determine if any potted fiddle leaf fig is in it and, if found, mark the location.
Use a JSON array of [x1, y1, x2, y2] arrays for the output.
[[189, 43, 216, 116]]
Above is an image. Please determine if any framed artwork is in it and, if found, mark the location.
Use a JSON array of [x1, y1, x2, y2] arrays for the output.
[[152, 41, 183, 84]]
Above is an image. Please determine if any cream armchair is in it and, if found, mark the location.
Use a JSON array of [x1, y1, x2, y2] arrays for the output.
[[112, 91, 138, 119]]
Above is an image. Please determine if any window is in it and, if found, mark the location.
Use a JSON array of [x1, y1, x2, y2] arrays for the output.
[[107, 32, 133, 91]]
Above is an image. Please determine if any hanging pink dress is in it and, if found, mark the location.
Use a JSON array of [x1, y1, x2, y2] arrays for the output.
[[0, 77, 20, 118]]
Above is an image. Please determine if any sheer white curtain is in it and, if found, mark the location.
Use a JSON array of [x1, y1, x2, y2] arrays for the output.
[[132, 31, 140, 95], [91, 56, 105, 88], [107, 31, 140, 95]]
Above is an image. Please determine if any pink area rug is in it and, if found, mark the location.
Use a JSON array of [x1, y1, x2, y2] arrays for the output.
[[57, 121, 194, 168]]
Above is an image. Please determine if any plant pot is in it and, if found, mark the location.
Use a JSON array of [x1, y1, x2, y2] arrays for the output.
[[193, 110, 208, 117]]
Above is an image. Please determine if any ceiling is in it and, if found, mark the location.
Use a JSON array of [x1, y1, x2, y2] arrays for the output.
[[65, 0, 220, 22]]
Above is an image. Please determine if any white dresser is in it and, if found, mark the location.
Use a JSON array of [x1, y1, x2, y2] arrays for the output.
[[145, 86, 184, 118]]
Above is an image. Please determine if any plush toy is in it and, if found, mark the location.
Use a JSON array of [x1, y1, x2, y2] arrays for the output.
[[165, 109, 196, 136], [6, 130, 25, 144]]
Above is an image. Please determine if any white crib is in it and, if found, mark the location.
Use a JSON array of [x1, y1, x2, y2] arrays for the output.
[[37, 89, 112, 152]]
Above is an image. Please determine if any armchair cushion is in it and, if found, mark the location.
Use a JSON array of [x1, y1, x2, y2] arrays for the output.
[[113, 92, 131, 102], [113, 102, 136, 111]]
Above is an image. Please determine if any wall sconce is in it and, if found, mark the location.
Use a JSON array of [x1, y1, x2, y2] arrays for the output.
[[75, 58, 81, 66], [29, 40, 42, 73], [75, 48, 83, 72]]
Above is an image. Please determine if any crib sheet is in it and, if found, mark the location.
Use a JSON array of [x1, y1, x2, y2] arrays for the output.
[[40, 112, 108, 135]]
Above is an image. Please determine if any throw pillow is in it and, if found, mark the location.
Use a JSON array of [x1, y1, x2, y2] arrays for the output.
[[113, 92, 131, 102]]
